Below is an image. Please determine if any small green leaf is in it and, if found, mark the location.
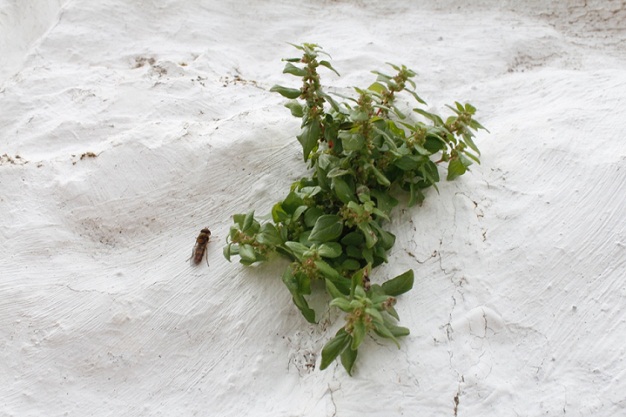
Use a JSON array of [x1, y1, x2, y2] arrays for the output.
[[271, 203, 289, 223], [223, 244, 232, 262], [351, 319, 366, 350], [282, 191, 305, 213], [370, 190, 398, 215], [368, 82, 387, 94], [370, 222, 395, 250], [304, 207, 323, 228], [284, 101, 304, 118], [373, 322, 400, 348], [239, 244, 257, 263], [341, 132, 365, 152], [340, 345, 358, 375], [381, 269, 414, 296], [257, 223, 282, 246], [283, 62, 307, 77], [270, 85, 302, 99], [330, 297, 353, 312], [462, 134, 481, 156], [315, 260, 344, 282], [341, 232, 364, 247], [386, 323, 410, 338], [284, 241, 309, 260], [357, 222, 378, 249], [333, 177, 356, 204], [320, 329, 351, 370], [309, 215, 343, 243], [464, 102, 476, 114], [283, 268, 316, 323], [327, 167, 352, 178], [341, 258, 362, 271], [297, 121, 321, 161], [293, 293, 316, 323], [368, 164, 391, 187], [325, 279, 346, 299], [318, 242, 342, 258], [319, 60, 340, 76], [242, 211, 255, 232], [447, 157, 467, 181]]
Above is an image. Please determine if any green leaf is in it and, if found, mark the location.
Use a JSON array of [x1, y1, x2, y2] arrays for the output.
[[464, 102, 476, 114], [319, 60, 340, 76], [333, 177, 355, 204], [223, 244, 232, 262], [381, 269, 414, 296], [282, 191, 305, 213], [293, 205, 308, 222], [309, 215, 343, 243], [304, 206, 323, 228], [315, 259, 344, 282], [293, 293, 316, 323], [270, 85, 301, 99], [284, 101, 304, 118], [320, 329, 351, 370], [297, 121, 321, 161], [327, 167, 352, 178], [446, 157, 467, 181], [462, 134, 481, 155], [318, 242, 342, 258], [405, 89, 427, 105], [357, 222, 378, 249], [386, 323, 410, 338], [282, 268, 316, 323], [341, 258, 362, 271], [284, 241, 309, 260], [408, 183, 425, 207], [413, 108, 444, 125], [257, 223, 282, 246], [271, 203, 289, 223], [341, 232, 364, 246], [351, 319, 366, 350], [368, 82, 387, 94], [341, 132, 365, 152], [370, 190, 398, 215], [330, 297, 353, 312], [283, 62, 307, 77], [373, 322, 400, 348], [395, 155, 420, 171], [239, 244, 257, 263], [368, 164, 391, 187], [325, 279, 346, 299], [370, 222, 395, 250], [340, 345, 358, 375], [242, 211, 255, 232]]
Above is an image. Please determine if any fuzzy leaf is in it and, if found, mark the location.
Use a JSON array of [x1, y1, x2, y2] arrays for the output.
[[297, 121, 321, 161], [340, 345, 358, 375], [318, 242, 343, 258], [270, 85, 302, 99], [319, 60, 340, 76], [446, 157, 467, 181], [309, 215, 343, 243], [381, 269, 414, 296], [320, 329, 351, 370], [284, 101, 304, 118], [283, 62, 307, 77]]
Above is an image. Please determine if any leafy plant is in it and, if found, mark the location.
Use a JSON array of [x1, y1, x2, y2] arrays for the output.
[[224, 43, 487, 375]]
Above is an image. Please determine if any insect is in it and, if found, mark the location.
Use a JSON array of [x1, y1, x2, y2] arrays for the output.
[[191, 228, 211, 266]]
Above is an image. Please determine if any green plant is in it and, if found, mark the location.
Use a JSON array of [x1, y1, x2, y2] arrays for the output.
[[224, 43, 487, 375]]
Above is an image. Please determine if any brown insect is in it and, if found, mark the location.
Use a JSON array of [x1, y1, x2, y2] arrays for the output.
[[191, 228, 211, 266]]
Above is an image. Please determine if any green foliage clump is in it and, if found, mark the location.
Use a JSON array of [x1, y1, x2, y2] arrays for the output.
[[224, 43, 487, 375]]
